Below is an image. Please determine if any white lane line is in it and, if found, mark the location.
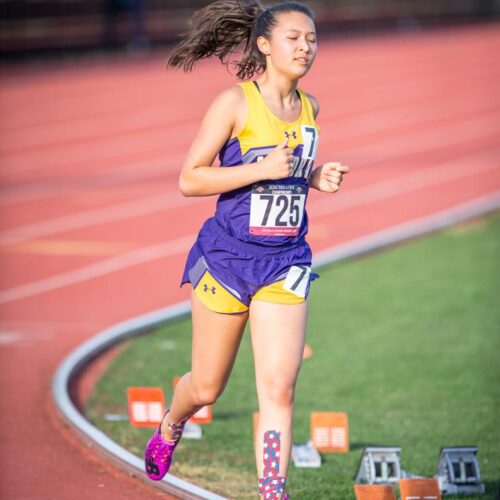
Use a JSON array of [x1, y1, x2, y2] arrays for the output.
[[2, 140, 498, 247], [0, 103, 500, 215], [2, 86, 496, 180], [331, 88, 500, 145], [0, 332, 24, 345], [0, 148, 498, 302], [313, 191, 500, 269], [0, 318, 106, 331], [321, 111, 500, 167], [308, 147, 500, 217], [2, 51, 496, 149], [0, 190, 203, 246], [3, 74, 495, 193], [0, 234, 195, 305], [0, 154, 178, 206], [0, 331, 54, 346], [4, 87, 489, 208], [1, 191, 499, 305]]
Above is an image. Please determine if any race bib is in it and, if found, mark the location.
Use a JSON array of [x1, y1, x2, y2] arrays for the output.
[[283, 265, 312, 298], [249, 183, 306, 236]]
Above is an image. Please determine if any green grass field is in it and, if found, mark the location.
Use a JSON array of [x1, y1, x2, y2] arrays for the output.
[[85, 213, 500, 499]]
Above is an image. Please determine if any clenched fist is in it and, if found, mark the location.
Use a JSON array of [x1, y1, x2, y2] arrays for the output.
[[310, 162, 350, 193], [259, 138, 294, 180]]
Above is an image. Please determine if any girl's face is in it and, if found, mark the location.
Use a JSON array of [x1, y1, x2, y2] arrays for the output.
[[261, 11, 317, 80]]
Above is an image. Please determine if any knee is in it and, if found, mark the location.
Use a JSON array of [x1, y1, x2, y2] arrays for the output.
[[261, 378, 295, 407], [191, 381, 222, 406]]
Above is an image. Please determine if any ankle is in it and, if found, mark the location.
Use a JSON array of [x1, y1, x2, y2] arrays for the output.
[[160, 419, 175, 441], [160, 412, 187, 442]]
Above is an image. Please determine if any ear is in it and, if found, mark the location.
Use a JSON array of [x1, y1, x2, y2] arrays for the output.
[[256, 36, 270, 56]]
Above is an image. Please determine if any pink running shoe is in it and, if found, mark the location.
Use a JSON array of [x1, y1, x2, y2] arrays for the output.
[[144, 411, 185, 481]]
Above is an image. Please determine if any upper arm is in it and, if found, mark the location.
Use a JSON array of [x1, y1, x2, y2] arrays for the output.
[[180, 85, 245, 173], [306, 92, 320, 119]]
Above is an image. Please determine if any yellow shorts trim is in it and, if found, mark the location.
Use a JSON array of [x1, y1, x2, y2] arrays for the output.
[[194, 271, 248, 314], [252, 280, 306, 305]]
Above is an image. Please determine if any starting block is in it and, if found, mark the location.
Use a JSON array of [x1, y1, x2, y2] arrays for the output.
[[182, 420, 203, 440], [311, 412, 349, 453], [173, 376, 213, 424], [127, 387, 165, 427], [355, 447, 402, 484], [353, 484, 397, 500], [436, 446, 485, 495], [291, 440, 321, 468], [399, 478, 441, 500]]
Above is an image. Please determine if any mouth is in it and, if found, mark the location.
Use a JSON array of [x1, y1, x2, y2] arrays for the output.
[[295, 57, 310, 65]]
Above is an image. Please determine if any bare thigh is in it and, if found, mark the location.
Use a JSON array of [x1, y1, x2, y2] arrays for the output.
[[190, 290, 248, 400], [250, 299, 308, 399]]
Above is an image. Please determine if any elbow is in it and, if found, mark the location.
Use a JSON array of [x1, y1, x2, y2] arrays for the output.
[[178, 172, 196, 197]]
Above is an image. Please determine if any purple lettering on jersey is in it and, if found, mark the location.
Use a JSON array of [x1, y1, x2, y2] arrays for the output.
[[215, 138, 312, 247]]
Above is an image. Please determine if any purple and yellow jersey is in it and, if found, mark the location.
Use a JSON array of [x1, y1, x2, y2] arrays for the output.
[[215, 81, 320, 247]]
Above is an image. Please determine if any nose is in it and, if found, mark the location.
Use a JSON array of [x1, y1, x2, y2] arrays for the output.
[[300, 38, 311, 53]]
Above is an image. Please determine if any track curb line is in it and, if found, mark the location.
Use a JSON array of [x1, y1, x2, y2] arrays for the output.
[[52, 192, 499, 499]]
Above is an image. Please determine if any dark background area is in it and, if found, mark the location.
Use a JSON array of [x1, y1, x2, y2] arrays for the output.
[[1, 0, 499, 60]]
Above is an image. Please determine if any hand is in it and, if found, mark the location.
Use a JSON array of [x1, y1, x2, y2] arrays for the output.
[[259, 138, 294, 180], [310, 162, 350, 193]]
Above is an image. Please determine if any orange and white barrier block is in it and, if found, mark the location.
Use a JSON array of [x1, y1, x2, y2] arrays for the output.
[[253, 411, 260, 442], [399, 478, 441, 500], [353, 484, 397, 500], [190, 404, 213, 424], [127, 387, 165, 427], [311, 411, 349, 453], [302, 343, 313, 359]]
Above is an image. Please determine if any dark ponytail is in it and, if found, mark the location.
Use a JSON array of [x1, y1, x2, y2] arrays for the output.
[[167, 1, 315, 80], [167, 1, 264, 80]]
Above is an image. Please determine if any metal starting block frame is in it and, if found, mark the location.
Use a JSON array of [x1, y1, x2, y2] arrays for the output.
[[436, 447, 485, 495], [292, 440, 322, 468], [355, 447, 405, 484], [182, 420, 202, 440]]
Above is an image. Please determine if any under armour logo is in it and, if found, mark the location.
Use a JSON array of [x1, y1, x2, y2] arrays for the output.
[[145, 457, 159, 476], [285, 131, 297, 140], [203, 284, 216, 294]]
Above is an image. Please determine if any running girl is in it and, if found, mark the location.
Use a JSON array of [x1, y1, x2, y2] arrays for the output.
[[145, 2, 349, 498]]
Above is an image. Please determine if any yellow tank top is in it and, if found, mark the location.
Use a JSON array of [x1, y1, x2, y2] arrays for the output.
[[237, 80, 320, 163], [215, 80, 320, 245]]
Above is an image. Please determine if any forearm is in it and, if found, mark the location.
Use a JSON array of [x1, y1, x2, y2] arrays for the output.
[[309, 165, 321, 191], [309, 162, 350, 193], [179, 163, 263, 197]]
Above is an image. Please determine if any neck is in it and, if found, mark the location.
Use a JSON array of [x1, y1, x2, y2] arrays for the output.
[[256, 70, 299, 104]]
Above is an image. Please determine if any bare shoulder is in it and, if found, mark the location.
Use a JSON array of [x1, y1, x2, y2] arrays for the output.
[[204, 84, 246, 137], [210, 84, 245, 113], [304, 92, 320, 119]]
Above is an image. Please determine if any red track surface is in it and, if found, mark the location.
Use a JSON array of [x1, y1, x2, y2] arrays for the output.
[[0, 24, 499, 499]]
